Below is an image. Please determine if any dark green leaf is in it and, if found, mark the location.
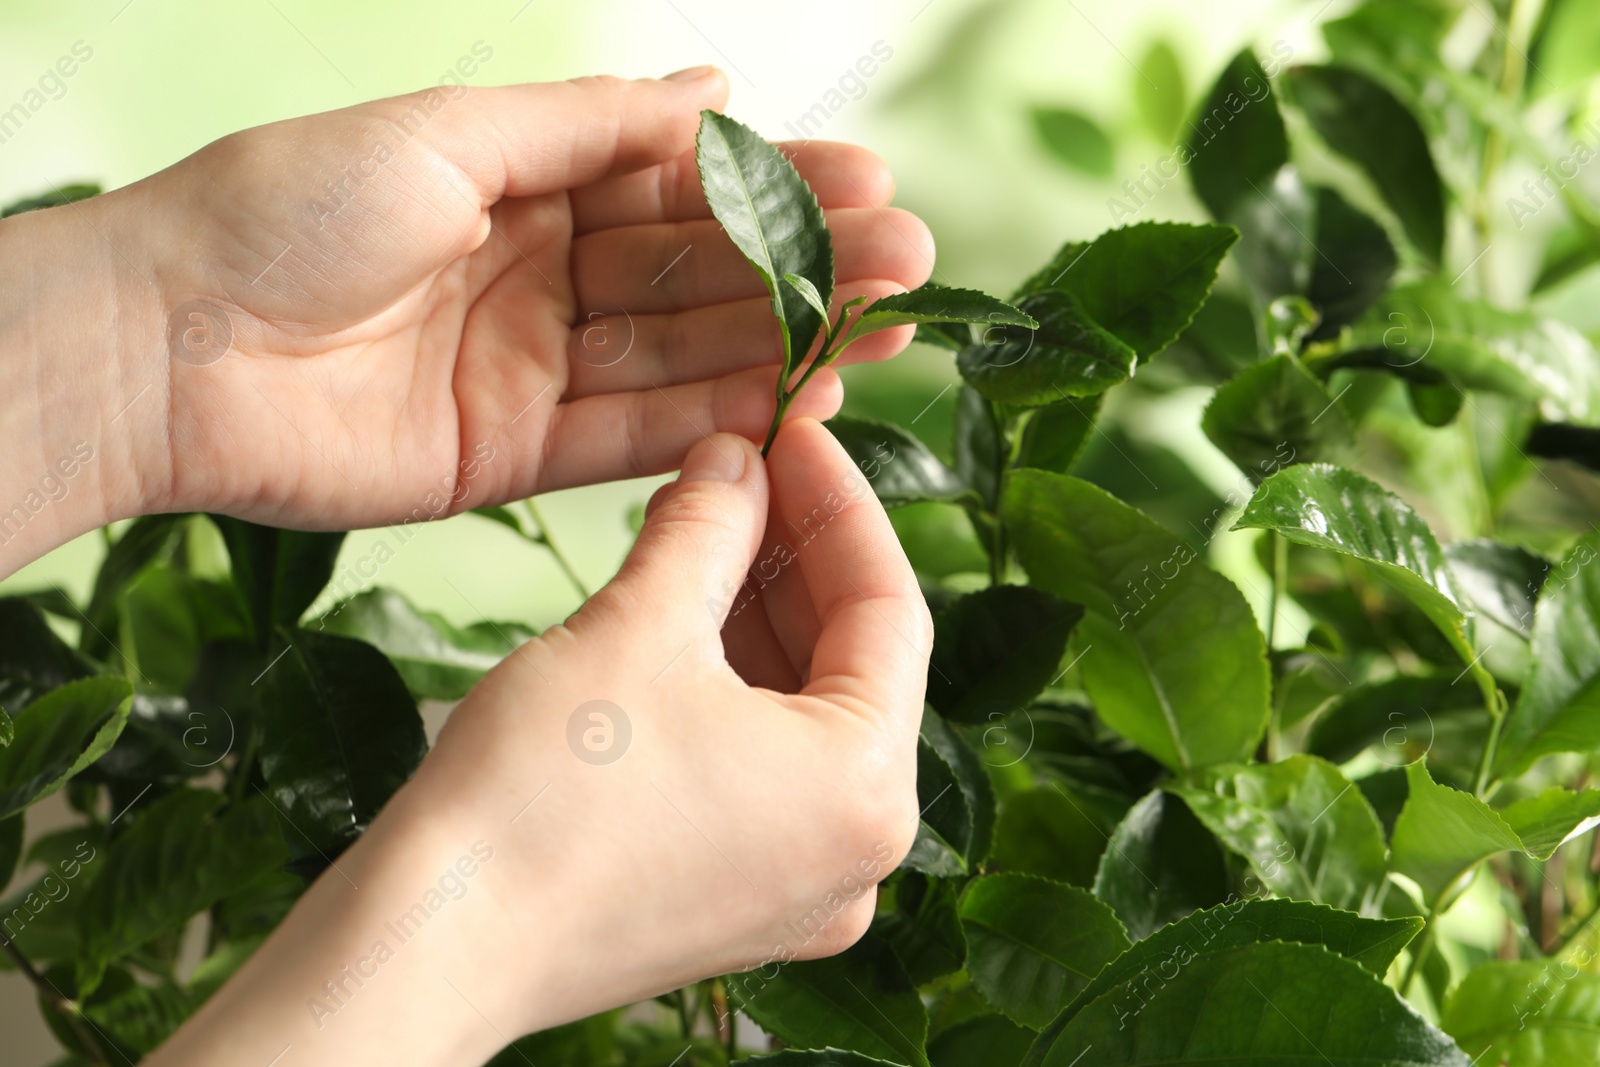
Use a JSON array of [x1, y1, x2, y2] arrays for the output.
[[907, 733, 973, 877], [1442, 959, 1600, 1065], [213, 519, 347, 645], [0, 597, 94, 713], [1407, 380, 1463, 427], [2, 183, 99, 216], [729, 932, 929, 1067], [953, 386, 1001, 510], [1184, 50, 1290, 222], [957, 290, 1134, 406], [0, 709, 10, 748], [1173, 756, 1388, 913], [256, 628, 427, 860], [927, 586, 1081, 725], [990, 785, 1111, 888], [1495, 532, 1600, 775], [1307, 186, 1398, 338], [76, 788, 288, 993], [483, 1012, 623, 1067], [1306, 675, 1479, 766], [0, 677, 133, 821], [1264, 296, 1320, 355], [1527, 421, 1600, 471], [0, 812, 20, 890], [81, 515, 183, 660], [845, 287, 1035, 348], [959, 873, 1130, 1029], [1025, 940, 1462, 1067], [1443, 540, 1547, 642], [735, 1051, 907, 1067], [1287, 64, 1445, 263], [1016, 396, 1100, 476], [873, 872, 967, 985], [1016, 222, 1240, 361], [121, 567, 249, 694], [314, 587, 533, 701], [1229, 166, 1316, 307], [698, 110, 833, 368], [1201, 355, 1354, 483], [1030, 107, 1115, 177], [922, 711, 995, 866], [930, 1014, 1035, 1067], [1092, 790, 1230, 941], [1500, 788, 1600, 859], [826, 417, 972, 509], [1134, 40, 1187, 143], [1002, 472, 1270, 771]]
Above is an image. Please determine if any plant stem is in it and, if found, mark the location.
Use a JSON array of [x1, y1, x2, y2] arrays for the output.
[[1472, 0, 1542, 298], [1265, 531, 1286, 652], [0, 935, 111, 1065], [1399, 898, 1443, 999], [523, 499, 589, 599], [1475, 697, 1508, 798], [673, 987, 692, 1038]]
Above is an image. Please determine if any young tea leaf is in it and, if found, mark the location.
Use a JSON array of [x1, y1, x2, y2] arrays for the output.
[[1442, 960, 1600, 1066], [0, 676, 134, 821], [1201, 354, 1354, 483], [842, 286, 1036, 348], [784, 272, 832, 323], [825, 416, 974, 509], [1030, 107, 1115, 177], [926, 585, 1082, 724], [212, 518, 347, 646], [957, 289, 1135, 406], [1092, 790, 1230, 942], [1134, 40, 1187, 143], [697, 111, 833, 370], [1184, 50, 1290, 223]]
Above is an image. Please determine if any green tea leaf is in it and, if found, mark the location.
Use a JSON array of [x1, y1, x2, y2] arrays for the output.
[[81, 515, 183, 661], [1185, 50, 1290, 223], [1025, 940, 1462, 1067], [825, 417, 973, 509], [735, 1051, 908, 1067], [1015, 396, 1100, 476], [1092, 790, 1230, 942], [929, 1014, 1035, 1067], [1306, 675, 1479, 766], [0, 677, 133, 821], [729, 933, 929, 1067], [213, 518, 347, 645], [1495, 533, 1600, 775], [1002, 471, 1270, 771], [953, 386, 1002, 511], [256, 628, 427, 860], [314, 587, 533, 701], [959, 873, 1130, 1029], [926, 586, 1082, 725], [922, 711, 996, 867], [0, 812, 20, 890], [784, 272, 831, 323], [1229, 165, 1316, 308], [1288, 64, 1445, 263], [1500, 787, 1600, 859], [76, 789, 287, 993], [1442, 959, 1600, 1065], [1016, 222, 1240, 361], [906, 732, 974, 877], [845, 286, 1036, 348], [0, 709, 10, 749], [697, 111, 833, 369], [0, 597, 94, 714], [1134, 40, 1187, 143], [1307, 185, 1397, 338], [991, 785, 1112, 888], [1201, 355, 1354, 483], [957, 289, 1135, 406], [1174, 756, 1389, 913], [873, 872, 966, 986], [1030, 107, 1115, 177], [2, 183, 99, 216], [1233, 464, 1478, 679]]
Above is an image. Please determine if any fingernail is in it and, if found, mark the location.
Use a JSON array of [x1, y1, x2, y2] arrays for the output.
[[680, 439, 745, 483], [665, 65, 717, 84]]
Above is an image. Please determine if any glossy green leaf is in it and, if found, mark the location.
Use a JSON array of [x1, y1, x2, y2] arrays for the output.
[[121, 566, 249, 695], [729, 932, 929, 1067], [1386, 761, 1600, 903], [1185, 50, 1290, 223], [1288, 64, 1445, 263], [0, 597, 94, 714], [314, 587, 533, 701], [1092, 790, 1231, 942], [1002, 471, 1270, 771], [957, 290, 1134, 406], [1443, 540, 1547, 642], [0, 812, 20, 890], [927, 586, 1081, 725], [1306, 675, 1478, 766], [922, 710, 995, 866], [1134, 40, 1187, 143], [1028, 897, 1424, 1060], [1229, 166, 1316, 308], [81, 515, 183, 660], [1025, 940, 1464, 1067], [953, 386, 1001, 511], [784, 272, 831, 323], [256, 628, 427, 859], [76, 788, 288, 993], [845, 287, 1036, 348], [0, 677, 133, 821], [1307, 185, 1397, 338], [959, 873, 1130, 1029], [1174, 756, 1388, 913], [1442, 959, 1600, 1066], [1016, 396, 1100, 476], [906, 733, 973, 878], [873, 872, 967, 986], [1233, 464, 1480, 686], [1030, 107, 1115, 177], [697, 110, 833, 368], [826, 417, 972, 509], [929, 1014, 1035, 1067], [1201, 355, 1353, 483], [1331, 281, 1600, 424], [213, 518, 347, 645], [1495, 533, 1600, 775], [990, 785, 1111, 889], [1016, 222, 1240, 361]]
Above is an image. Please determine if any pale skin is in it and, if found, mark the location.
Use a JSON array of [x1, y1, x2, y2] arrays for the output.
[[0, 67, 936, 1064]]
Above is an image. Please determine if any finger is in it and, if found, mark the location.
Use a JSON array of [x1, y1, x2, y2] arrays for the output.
[[562, 280, 913, 400], [416, 69, 730, 205], [720, 591, 805, 693], [586, 434, 768, 642], [532, 365, 843, 494], [572, 207, 935, 315], [765, 419, 930, 726], [570, 140, 895, 235]]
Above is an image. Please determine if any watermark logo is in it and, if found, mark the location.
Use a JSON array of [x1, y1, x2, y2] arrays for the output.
[[167, 299, 233, 366], [567, 699, 631, 765]]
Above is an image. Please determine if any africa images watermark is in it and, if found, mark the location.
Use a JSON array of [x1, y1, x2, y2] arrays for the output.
[[0, 441, 96, 546], [781, 40, 895, 142], [1505, 116, 1600, 230], [1107, 39, 1294, 226], [2, 838, 98, 942], [305, 840, 496, 1029], [0, 40, 94, 148]]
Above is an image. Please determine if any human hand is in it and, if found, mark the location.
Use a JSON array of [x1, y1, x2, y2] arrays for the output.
[[149, 418, 929, 1065], [0, 68, 933, 558]]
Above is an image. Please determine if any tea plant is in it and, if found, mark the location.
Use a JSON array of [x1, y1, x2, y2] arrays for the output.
[[7, 0, 1600, 1061]]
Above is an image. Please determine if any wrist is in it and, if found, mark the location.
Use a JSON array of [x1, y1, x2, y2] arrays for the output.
[[0, 191, 174, 576]]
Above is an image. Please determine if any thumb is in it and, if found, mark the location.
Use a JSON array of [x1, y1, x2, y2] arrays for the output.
[[591, 434, 767, 640]]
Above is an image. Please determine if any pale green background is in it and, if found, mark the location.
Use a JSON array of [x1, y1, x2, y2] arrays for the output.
[[0, 0, 1299, 1059]]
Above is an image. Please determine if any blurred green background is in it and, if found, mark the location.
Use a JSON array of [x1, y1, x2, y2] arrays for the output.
[[4, 0, 1554, 1058]]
